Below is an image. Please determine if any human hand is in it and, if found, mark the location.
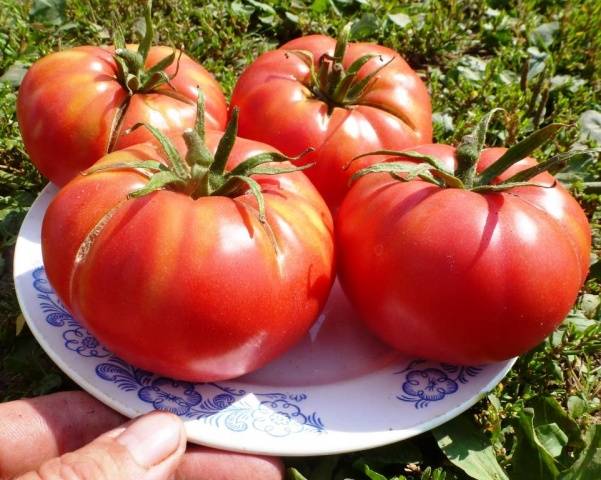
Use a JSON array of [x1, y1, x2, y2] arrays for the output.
[[0, 391, 284, 480]]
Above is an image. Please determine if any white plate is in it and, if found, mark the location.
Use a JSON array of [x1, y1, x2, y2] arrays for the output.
[[14, 184, 515, 456]]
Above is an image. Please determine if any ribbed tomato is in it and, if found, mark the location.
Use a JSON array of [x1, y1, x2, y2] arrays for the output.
[[17, 7, 226, 187], [41, 119, 335, 381], [337, 137, 591, 364], [230, 25, 432, 211]]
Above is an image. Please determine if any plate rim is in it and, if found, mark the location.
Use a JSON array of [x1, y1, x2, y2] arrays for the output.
[[13, 184, 516, 456]]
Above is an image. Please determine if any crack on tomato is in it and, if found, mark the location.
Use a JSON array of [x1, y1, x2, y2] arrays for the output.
[[70, 200, 128, 303], [107, 96, 131, 153], [234, 195, 284, 261]]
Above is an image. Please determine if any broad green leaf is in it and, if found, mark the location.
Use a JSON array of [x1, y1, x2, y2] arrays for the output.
[[433, 414, 509, 480], [564, 310, 597, 333], [456, 56, 488, 83], [433, 112, 455, 134], [550, 75, 587, 93], [580, 294, 600, 319], [0, 62, 28, 87], [529, 397, 582, 449], [56, 21, 78, 33], [535, 423, 568, 458], [527, 46, 548, 80], [351, 14, 380, 39], [511, 408, 559, 479], [560, 425, 601, 480], [579, 110, 601, 143], [29, 0, 66, 25], [529, 21, 559, 48], [498, 70, 519, 85], [388, 12, 412, 29], [230, 1, 254, 17], [246, 0, 276, 14], [567, 396, 587, 419], [285, 12, 299, 23]]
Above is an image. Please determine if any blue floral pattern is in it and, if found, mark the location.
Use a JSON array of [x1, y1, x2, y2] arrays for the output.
[[94, 356, 325, 436], [31, 267, 325, 437], [63, 327, 110, 357], [32, 266, 489, 432], [33, 267, 72, 327], [32, 267, 111, 358], [396, 360, 483, 408], [139, 378, 203, 415]]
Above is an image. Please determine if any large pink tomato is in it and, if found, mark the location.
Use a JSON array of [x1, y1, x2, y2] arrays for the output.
[[41, 120, 335, 381], [337, 141, 591, 364], [230, 26, 432, 210], [17, 7, 227, 187]]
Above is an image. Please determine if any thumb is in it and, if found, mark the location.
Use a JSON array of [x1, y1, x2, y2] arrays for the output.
[[15, 411, 186, 480]]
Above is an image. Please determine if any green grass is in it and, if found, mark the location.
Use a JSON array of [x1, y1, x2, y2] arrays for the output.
[[1, 0, 600, 478]]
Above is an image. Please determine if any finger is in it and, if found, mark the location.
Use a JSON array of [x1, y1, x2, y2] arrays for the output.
[[0, 391, 126, 478], [0, 391, 285, 480], [15, 411, 186, 480], [176, 446, 284, 480]]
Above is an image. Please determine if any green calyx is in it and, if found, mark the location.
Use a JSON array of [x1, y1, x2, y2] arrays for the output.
[[84, 92, 313, 224], [112, 0, 182, 95], [287, 23, 394, 113], [349, 109, 600, 193]]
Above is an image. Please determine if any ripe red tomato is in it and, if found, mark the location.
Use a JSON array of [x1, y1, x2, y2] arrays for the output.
[[337, 143, 591, 364], [41, 130, 335, 381], [230, 27, 432, 211], [17, 44, 227, 186]]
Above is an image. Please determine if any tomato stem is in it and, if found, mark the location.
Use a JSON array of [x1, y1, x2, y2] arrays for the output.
[[455, 108, 505, 188], [112, 0, 182, 95], [137, 0, 154, 64], [348, 110, 600, 193], [476, 123, 566, 185], [287, 23, 394, 113], [84, 92, 314, 224]]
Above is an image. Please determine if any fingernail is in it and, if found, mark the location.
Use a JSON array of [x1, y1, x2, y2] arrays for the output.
[[116, 412, 183, 467]]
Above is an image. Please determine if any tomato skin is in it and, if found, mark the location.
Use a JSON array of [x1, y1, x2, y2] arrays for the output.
[[337, 145, 591, 364], [230, 35, 432, 211], [17, 46, 227, 186], [41, 134, 335, 381]]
